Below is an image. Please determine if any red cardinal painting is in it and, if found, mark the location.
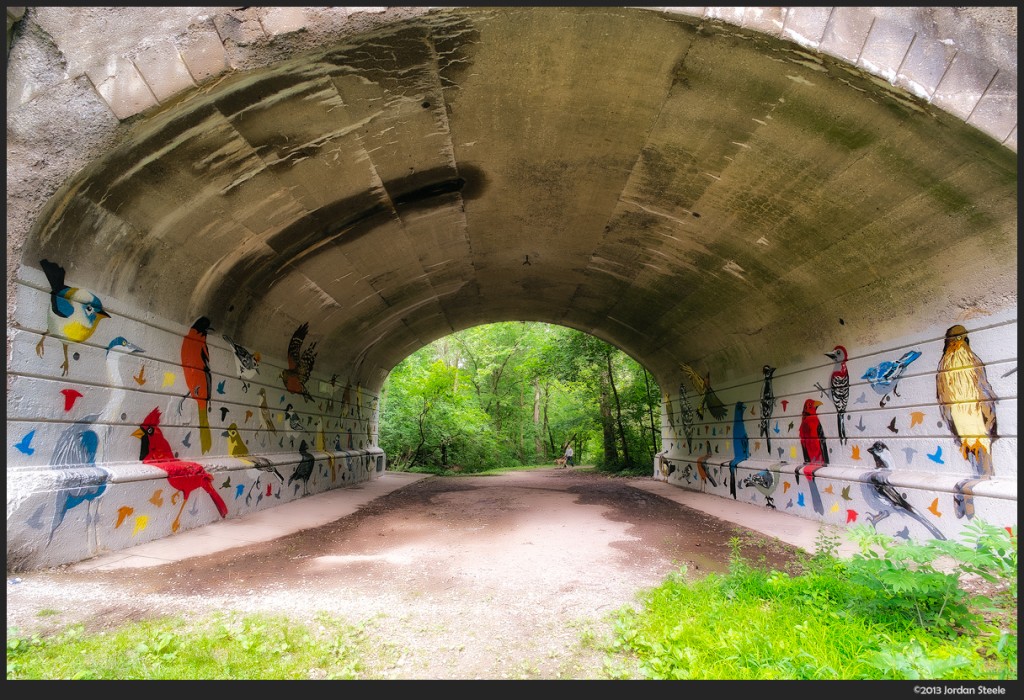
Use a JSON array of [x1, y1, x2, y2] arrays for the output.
[[181, 317, 213, 454], [796, 398, 827, 515], [133, 407, 228, 532]]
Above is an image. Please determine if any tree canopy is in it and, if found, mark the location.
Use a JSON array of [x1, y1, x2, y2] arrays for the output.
[[379, 322, 660, 474]]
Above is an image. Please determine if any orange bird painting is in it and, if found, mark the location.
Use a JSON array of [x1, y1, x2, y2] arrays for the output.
[[180, 317, 214, 454]]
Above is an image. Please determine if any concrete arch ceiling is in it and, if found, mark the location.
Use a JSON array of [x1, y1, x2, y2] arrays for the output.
[[21, 6, 1018, 388]]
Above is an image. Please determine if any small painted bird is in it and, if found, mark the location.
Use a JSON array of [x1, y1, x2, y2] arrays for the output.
[[864, 441, 945, 540], [223, 423, 284, 504], [861, 350, 921, 407], [796, 398, 827, 515], [695, 439, 717, 488], [288, 440, 316, 496], [728, 400, 750, 499], [281, 322, 318, 403], [680, 363, 727, 421], [815, 345, 850, 445], [47, 414, 109, 547], [257, 387, 278, 437], [936, 324, 998, 520], [105, 336, 144, 356], [35, 259, 111, 376], [180, 317, 214, 455], [222, 334, 261, 392], [740, 467, 778, 510], [133, 407, 228, 532], [677, 383, 695, 453], [758, 365, 776, 454]]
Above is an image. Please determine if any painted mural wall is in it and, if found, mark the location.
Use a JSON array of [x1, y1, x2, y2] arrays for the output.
[[656, 311, 1017, 544], [7, 260, 385, 572]]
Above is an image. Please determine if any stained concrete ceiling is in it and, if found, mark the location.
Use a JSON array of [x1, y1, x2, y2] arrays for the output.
[[20, 7, 1018, 386]]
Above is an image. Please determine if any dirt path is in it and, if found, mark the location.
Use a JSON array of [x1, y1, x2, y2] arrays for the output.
[[6, 468, 805, 679]]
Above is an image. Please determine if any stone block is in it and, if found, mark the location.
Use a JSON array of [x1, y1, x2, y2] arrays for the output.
[[893, 32, 957, 102], [740, 7, 785, 37], [260, 7, 308, 37], [86, 56, 158, 120], [133, 41, 196, 104], [176, 24, 230, 83], [931, 49, 999, 122], [857, 16, 916, 84], [966, 68, 1017, 145], [782, 6, 831, 49], [819, 6, 874, 64], [704, 7, 745, 26]]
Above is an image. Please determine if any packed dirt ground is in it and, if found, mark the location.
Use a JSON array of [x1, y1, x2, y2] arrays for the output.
[[7, 468, 806, 679]]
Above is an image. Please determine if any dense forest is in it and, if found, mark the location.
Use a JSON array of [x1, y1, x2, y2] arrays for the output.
[[379, 322, 661, 474]]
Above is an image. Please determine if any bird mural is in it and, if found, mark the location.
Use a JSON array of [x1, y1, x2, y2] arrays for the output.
[[695, 439, 718, 489], [796, 398, 827, 515], [815, 345, 849, 445], [936, 324, 998, 520], [680, 362, 727, 421], [863, 441, 945, 540], [758, 365, 776, 454], [223, 423, 284, 505], [222, 334, 261, 392], [861, 350, 922, 407], [105, 336, 144, 356], [180, 317, 214, 455], [740, 466, 778, 510], [47, 414, 110, 549], [728, 401, 750, 499], [14, 430, 37, 455], [677, 382, 695, 452], [289, 440, 316, 496], [281, 322, 318, 403], [133, 407, 228, 532], [34, 259, 111, 376], [257, 387, 278, 438]]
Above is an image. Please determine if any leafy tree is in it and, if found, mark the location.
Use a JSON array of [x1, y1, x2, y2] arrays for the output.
[[379, 322, 660, 473]]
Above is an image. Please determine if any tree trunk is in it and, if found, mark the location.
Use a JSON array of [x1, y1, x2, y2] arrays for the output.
[[606, 348, 630, 469], [533, 377, 544, 461], [643, 367, 659, 457], [599, 369, 619, 467]]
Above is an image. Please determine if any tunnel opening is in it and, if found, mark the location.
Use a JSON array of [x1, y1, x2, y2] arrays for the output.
[[377, 321, 663, 476]]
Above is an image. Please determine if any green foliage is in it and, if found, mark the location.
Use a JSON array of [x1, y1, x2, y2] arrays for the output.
[[843, 521, 1017, 636], [610, 521, 1017, 680], [6, 612, 376, 680], [380, 322, 661, 473]]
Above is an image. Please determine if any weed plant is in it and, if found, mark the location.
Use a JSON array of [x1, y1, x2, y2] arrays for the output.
[[609, 520, 1017, 680]]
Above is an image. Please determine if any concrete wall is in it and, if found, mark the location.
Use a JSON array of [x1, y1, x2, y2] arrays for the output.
[[657, 311, 1017, 542], [7, 262, 384, 571]]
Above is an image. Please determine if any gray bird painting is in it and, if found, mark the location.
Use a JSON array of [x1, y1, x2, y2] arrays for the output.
[[48, 414, 110, 549], [863, 441, 945, 540]]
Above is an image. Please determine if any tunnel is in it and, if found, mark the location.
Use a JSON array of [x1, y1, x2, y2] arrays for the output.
[[5, 6, 1017, 571]]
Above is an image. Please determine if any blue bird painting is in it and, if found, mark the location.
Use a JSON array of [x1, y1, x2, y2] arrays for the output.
[[48, 414, 110, 548], [34, 259, 111, 376], [728, 401, 750, 499], [861, 350, 921, 407], [15, 430, 36, 455]]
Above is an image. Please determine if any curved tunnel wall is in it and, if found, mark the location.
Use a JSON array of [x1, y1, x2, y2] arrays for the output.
[[6, 7, 1018, 570]]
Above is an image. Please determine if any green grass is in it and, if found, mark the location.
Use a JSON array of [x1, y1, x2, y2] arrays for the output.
[[7, 611, 386, 680], [607, 524, 1017, 680]]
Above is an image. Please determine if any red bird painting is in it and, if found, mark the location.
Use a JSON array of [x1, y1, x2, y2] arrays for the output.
[[133, 407, 228, 532], [281, 322, 318, 403], [180, 317, 213, 454], [796, 398, 828, 515]]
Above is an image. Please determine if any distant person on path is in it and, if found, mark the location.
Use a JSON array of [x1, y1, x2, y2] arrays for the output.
[[563, 444, 574, 468]]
